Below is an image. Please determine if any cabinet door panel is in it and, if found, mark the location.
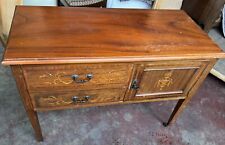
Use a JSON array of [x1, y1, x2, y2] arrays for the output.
[[137, 67, 197, 96], [126, 60, 208, 101]]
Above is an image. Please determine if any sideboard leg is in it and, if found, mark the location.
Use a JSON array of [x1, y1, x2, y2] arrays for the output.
[[27, 110, 43, 141], [11, 66, 43, 141], [163, 99, 185, 126], [163, 60, 216, 127]]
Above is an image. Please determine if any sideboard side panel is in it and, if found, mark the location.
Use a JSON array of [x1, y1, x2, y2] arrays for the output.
[[11, 65, 43, 141]]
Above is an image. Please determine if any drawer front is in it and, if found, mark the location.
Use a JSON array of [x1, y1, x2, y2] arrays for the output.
[[23, 63, 132, 92], [31, 88, 127, 109], [126, 60, 209, 101]]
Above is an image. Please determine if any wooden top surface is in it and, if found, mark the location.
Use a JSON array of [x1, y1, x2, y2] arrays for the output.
[[2, 6, 225, 65]]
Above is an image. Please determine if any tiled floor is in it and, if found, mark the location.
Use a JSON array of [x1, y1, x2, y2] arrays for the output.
[[0, 32, 225, 145]]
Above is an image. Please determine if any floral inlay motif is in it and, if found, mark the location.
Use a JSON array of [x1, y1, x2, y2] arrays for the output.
[[39, 72, 73, 85], [155, 71, 173, 90], [40, 96, 72, 106]]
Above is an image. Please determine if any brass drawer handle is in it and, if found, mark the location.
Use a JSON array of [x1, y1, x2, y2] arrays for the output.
[[71, 74, 93, 83], [72, 96, 91, 103]]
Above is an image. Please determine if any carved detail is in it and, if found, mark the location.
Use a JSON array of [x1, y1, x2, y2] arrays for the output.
[[39, 72, 73, 85], [155, 71, 173, 90], [39, 96, 73, 106]]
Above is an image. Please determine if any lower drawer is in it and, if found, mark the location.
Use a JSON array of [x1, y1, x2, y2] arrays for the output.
[[31, 88, 127, 109]]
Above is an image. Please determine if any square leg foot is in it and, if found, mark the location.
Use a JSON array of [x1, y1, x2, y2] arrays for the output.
[[162, 122, 168, 127]]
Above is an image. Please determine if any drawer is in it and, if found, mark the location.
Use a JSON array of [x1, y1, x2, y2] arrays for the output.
[[23, 63, 133, 92], [31, 88, 127, 109]]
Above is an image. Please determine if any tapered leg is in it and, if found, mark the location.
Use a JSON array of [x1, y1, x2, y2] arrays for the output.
[[12, 66, 43, 141], [26, 110, 43, 141], [163, 99, 185, 126]]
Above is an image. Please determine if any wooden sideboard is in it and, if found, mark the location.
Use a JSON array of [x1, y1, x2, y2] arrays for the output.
[[2, 6, 225, 141]]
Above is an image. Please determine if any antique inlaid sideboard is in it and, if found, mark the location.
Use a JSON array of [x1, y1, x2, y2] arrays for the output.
[[2, 6, 225, 141]]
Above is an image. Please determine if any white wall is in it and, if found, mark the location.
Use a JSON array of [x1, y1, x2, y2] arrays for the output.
[[0, 0, 23, 43]]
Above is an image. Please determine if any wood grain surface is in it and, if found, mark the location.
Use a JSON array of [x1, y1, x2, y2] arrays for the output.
[[2, 6, 225, 65], [11, 65, 43, 141], [31, 88, 126, 109], [124, 60, 208, 101], [22, 63, 132, 92]]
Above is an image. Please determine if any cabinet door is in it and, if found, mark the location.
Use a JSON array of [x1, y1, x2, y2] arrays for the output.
[[125, 60, 208, 101]]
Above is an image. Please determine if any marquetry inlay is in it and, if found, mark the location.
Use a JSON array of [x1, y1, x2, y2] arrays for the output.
[[39, 72, 73, 85], [155, 71, 173, 90], [39, 96, 73, 106]]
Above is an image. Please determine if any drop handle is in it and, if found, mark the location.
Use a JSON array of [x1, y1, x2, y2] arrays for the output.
[[83, 96, 91, 100], [72, 96, 79, 102], [71, 74, 93, 83], [72, 96, 91, 103]]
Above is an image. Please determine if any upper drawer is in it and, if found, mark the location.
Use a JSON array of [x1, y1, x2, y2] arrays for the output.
[[22, 63, 133, 92]]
